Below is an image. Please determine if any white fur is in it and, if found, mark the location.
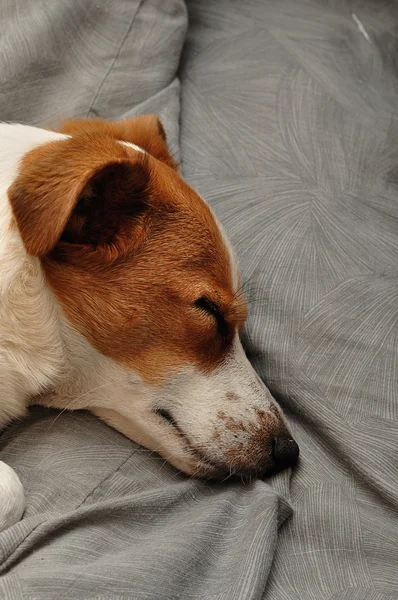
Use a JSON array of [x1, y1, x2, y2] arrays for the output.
[[0, 123, 289, 531], [120, 141, 145, 153], [0, 461, 25, 531], [0, 124, 68, 425]]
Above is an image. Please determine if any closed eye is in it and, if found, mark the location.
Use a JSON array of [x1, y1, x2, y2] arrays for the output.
[[194, 296, 228, 337]]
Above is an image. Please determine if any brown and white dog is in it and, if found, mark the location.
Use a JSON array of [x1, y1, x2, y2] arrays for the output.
[[0, 116, 299, 531]]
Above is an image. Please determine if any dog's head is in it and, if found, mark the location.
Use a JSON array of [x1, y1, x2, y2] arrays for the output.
[[8, 116, 299, 478]]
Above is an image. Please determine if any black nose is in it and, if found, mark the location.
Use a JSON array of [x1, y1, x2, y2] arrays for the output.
[[272, 435, 300, 471]]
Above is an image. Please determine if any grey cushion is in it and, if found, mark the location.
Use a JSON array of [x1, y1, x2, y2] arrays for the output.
[[0, 0, 186, 122]]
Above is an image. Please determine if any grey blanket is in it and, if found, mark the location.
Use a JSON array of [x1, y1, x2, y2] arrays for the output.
[[0, 1, 397, 598]]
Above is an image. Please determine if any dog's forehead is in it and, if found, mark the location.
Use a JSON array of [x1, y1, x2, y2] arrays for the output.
[[135, 159, 235, 290]]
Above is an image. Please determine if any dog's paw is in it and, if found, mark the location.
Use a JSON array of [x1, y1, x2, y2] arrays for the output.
[[0, 461, 25, 532]]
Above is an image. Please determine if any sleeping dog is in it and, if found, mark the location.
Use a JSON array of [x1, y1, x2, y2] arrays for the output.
[[0, 116, 299, 531]]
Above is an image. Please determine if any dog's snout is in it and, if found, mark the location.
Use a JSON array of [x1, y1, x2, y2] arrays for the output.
[[271, 435, 300, 472]]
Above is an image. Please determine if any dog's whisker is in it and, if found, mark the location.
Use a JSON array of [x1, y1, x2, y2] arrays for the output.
[[73, 378, 127, 403], [159, 453, 177, 473], [219, 466, 235, 485], [46, 377, 129, 429], [47, 400, 82, 429]]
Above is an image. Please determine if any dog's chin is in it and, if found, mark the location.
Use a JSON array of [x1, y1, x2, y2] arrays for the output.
[[153, 425, 222, 479], [160, 451, 220, 479], [157, 440, 272, 482], [152, 424, 266, 481]]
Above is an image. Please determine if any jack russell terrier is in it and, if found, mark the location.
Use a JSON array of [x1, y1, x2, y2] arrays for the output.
[[0, 116, 299, 532]]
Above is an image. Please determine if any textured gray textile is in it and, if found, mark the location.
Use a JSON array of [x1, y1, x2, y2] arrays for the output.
[[0, 0, 186, 161], [0, 0, 397, 599], [0, 0, 186, 121], [0, 408, 292, 599], [179, 2, 398, 599]]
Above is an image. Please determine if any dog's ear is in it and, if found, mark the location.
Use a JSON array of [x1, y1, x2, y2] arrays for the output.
[[59, 115, 177, 170], [8, 133, 150, 257]]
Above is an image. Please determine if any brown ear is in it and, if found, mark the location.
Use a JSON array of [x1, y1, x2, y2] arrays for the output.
[[8, 133, 150, 257], [58, 115, 177, 170]]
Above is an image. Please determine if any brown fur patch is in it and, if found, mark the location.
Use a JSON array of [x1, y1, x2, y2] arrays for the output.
[[8, 116, 248, 383], [58, 115, 178, 170]]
